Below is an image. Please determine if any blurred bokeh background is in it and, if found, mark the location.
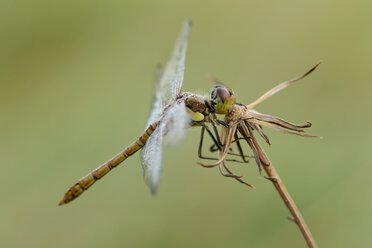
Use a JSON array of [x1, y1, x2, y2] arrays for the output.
[[1, 1, 371, 247]]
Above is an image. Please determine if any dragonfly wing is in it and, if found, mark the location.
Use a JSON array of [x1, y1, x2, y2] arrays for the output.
[[159, 19, 192, 106], [162, 100, 190, 146], [145, 17, 192, 127], [145, 65, 164, 128], [140, 101, 191, 194], [140, 124, 164, 194], [140, 19, 192, 194]]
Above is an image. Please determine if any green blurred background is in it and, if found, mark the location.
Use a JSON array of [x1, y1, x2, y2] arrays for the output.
[[1, 1, 371, 247]]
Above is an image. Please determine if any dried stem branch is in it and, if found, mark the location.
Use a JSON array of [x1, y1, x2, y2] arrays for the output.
[[253, 139, 317, 247], [227, 116, 317, 247], [264, 160, 317, 247], [208, 62, 321, 247], [269, 165, 317, 247], [216, 120, 318, 247]]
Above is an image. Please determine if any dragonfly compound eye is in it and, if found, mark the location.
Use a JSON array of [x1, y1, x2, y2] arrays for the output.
[[210, 85, 236, 114], [216, 87, 230, 103]]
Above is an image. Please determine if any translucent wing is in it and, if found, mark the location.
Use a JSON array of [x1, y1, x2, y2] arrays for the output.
[[162, 100, 190, 146], [140, 124, 164, 195], [140, 100, 190, 194], [145, 64, 164, 128], [140, 19, 192, 194], [145, 19, 191, 127], [158, 19, 192, 107]]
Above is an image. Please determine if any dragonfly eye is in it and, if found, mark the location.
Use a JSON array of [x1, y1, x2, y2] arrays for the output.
[[210, 85, 236, 114], [216, 87, 230, 103]]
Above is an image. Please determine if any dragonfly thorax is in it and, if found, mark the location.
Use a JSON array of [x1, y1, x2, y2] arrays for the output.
[[180, 92, 212, 122]]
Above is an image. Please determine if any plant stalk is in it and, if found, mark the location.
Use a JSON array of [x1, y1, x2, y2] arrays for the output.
[[261, 152, 317, 248]]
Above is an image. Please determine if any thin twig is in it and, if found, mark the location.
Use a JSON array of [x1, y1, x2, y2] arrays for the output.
[[251, 134, 317, 248], [230, 120, 317, 247], [264, 159, 317, 247]]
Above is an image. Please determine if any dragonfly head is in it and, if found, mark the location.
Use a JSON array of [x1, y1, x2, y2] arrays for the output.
[[211, 84, 236, 114]]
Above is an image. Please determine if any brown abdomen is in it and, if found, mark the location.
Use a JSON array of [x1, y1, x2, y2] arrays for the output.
[[58, 122, 158, 205]]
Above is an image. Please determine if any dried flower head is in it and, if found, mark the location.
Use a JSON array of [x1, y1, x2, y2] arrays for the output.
[[198, 62, 321, 184]]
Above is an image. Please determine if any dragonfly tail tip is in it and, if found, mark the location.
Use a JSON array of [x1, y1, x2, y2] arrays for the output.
[[58, 199, 65, 206]]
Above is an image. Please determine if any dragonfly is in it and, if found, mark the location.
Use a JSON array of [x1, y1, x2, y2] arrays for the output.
[[58, 19, 251, 206]]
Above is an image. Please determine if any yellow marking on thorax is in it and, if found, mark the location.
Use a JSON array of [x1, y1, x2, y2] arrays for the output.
[[186, 107, 205, 122]]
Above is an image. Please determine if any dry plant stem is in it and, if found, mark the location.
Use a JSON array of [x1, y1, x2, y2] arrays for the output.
[[264, 160, 317, 248], [251, 137, 317, 248], [215, 62, 321, 247], [206, 62, 321, 246]]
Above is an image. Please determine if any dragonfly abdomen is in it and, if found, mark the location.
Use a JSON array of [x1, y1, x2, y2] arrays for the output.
[[58, 122, 158, 205]]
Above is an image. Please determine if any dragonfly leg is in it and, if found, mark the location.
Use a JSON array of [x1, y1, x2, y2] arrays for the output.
[[209, 133, 254, 161], [209, 145, 234, 156], [198, 125, 221, 162], [210, 144, 233, 153], [192, 119, 224, 148], [210, 118, 225, 147], [217, 119, 230, 127], [234, 132, 249, 163], [217, 117, 255, 128], [197, 124, 251, 163], [235, 102, 248, 109], [209, 143, 219, 152]]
